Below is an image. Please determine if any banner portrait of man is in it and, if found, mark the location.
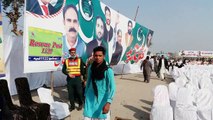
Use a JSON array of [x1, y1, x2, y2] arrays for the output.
[[26, 0, 64, 16]]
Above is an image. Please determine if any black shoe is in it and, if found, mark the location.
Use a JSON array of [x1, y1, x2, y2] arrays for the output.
[[77, 104, 83, 111]]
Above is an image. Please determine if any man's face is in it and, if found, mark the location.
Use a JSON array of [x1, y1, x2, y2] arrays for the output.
[[94, 51, 104, 64], [41, 0, 51, 5], [161, 55, 164, 59], [117, 31, 122, 44], [127, 22, 132, 35], [148, 33, 152, 41], [105, 10, 111, 25], [70, 50, 76, 58], [64, 8, 79, 41], [96, 18, 104, 40]]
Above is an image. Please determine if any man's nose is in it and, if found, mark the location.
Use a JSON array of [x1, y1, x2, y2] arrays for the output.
[[70, 22, 74, 27]]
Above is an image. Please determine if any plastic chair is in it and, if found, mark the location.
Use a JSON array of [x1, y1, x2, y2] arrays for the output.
[[15, 77, 51, 120], [150, 85, 173, 120], [37, 87, 70, 119], [0, 79, 36, 119]]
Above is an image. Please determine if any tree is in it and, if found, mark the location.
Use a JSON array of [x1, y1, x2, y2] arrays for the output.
[[2, 0, 24, 36]]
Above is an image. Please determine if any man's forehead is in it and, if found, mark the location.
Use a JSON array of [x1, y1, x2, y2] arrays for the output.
[[65, 8, 77, 16], [105, 10, 111, 14], [118, 32, 122, 36], [97, 19, 103, 25], [94, 51, 104, 55]]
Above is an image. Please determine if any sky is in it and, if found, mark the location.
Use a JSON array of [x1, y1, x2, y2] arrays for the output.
[[101, 0, 213, 53]]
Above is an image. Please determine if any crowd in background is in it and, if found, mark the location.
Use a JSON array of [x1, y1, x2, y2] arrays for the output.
[[149, 56, 213, 72], [141, 55, 213, 83]]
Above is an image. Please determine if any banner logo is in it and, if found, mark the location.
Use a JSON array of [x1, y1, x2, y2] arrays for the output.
[[79, 0, 94, 21], [137, 27, 143, 41]]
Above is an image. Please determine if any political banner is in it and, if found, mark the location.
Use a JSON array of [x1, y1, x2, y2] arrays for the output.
[[179, 50, 213, 58], [24, 0, 153, 73], [28, 27, 62, 61], [179, 50, 199, 57], [0, 1, 5, 77], [199, 51, 213, 57]]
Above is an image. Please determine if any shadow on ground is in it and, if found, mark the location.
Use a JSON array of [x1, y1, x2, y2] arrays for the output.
[[53, 86, 69, 102], [134, 73, 143, 78], [141, 106, 151, 113], [121, 78, 143, 83], [140, 99, 152, 106], [123, 105, 150, 120]]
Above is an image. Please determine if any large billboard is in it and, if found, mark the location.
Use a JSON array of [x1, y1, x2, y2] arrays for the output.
[[0, 1, 5, 77], [179, 50, 213, 58], [24, 0, 153, 73]]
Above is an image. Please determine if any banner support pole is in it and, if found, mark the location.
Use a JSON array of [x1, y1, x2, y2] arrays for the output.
[[120, 64, 125, 79], [50, 71, 54, 96]]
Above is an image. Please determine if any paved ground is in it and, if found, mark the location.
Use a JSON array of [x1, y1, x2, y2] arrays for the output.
[[12, 72, 172, 120]]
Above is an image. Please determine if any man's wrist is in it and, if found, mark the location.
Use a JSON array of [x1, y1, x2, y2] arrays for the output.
[[107, 99, 112, 103], [107, 102, 111, 104]]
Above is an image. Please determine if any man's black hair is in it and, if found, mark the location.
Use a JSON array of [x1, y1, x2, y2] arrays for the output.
[[96, 16, 104, 25], [117, 29, 122, 35], [104, 6, 111, 14], [128, 20, 132, 26], [93, 46, 106, 55]]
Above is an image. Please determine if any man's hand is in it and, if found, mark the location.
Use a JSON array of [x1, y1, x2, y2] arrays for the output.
[[69, 74, 75, 78], [83, 80, 86, 87], [102, 102, 110, 114]]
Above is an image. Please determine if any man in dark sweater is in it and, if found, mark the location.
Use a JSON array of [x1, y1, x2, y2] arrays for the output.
[[62, 48, 86, 111]]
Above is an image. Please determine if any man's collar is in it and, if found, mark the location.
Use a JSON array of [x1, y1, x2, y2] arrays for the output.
[[97, 39, 102, 46], [69, 56, 78, 60], [38, 0, 49, 6], [106, 24, 111, 31]]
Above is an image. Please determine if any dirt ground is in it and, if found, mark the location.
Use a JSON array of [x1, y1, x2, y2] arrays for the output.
[[12, 72, 172, 120]]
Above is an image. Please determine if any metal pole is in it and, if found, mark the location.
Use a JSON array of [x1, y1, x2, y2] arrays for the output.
[[120, 64, 125, 79], [134, 6, 139, 21], [50, 71, 54, 96]]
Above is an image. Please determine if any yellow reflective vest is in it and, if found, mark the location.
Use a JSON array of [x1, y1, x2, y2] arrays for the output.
[[65, 58, 81, 76]]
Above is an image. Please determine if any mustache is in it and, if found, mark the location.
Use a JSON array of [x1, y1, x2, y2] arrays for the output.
[[69, 28, 77, 32], [97, 34, 103, 40], [106, 19, 110, 24], [128, 29, 132, 35]]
